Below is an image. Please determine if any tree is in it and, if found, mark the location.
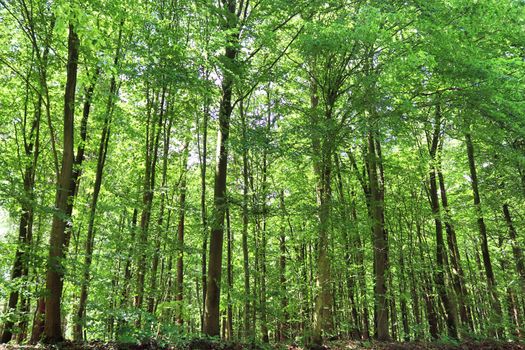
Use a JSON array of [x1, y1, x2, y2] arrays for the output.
[[44, 22, 80, 343]]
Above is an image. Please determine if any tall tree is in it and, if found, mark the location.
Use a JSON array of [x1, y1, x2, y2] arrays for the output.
[[203, 0, 240, 336], [43, 23, 80, 343], [73, 21, 124, 340], [465, 131, 503, 334]]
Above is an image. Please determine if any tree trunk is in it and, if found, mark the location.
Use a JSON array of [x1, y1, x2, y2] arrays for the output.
[[311, 83, 334, 345], [416, 222, 439, 339], [427, 110, 458, 338], [74, 23, 123, 339], [63, 65, 100, 251], [398, 246, 410, 341], [136, 88, 165, 314], [225, 207, 234, 339], [117, 208, 138, 338], [43, 23, 79, 343], [148, 117, 172, 315], [203, 0, 238, 336], [176, 144, 189, 324], [278, 190, 289, 341], [260, 90, 271, 343], [502, 203, 525, 291], [3, 18, 55, 343], [240, 99, 252, 339], [497, 235, 522, 337], [199, 99, 209, 332], [1, 60, 41, 344], [465, 132, 502, 333], [334, 155, 360, 338], [367, 130, 389, 341], [437, 164, 471, 330]]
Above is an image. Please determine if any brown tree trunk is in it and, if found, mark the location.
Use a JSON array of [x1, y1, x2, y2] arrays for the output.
[[259, 90, 271, 343], [278, 190, 289, 341], [1, 62, 41, 344], [406, 213, 422, 340], [465, 132, 502, 334], [74, 23, 123, 339], [347, 152, 371, 340], [148, 117, 172, 315], [367, 130, 389, 341], [116, 208, 137, 338], [398, 246, 410, 340], [497, 235, 522, 337], [416, 222, 439, 339], [240, 99, 252, 339], [43, 23, 79, 343], [502, 203, 525, 290], [175, 144, 189, 324], [203, 0, 238, 336], [63, 65, 100, 252], [437, 164, 471, 330], [199, 101, 209, 332], [225, 207, 234, 339], [135, 88, 165, 314], [30, 297, 46, 344], [334, 155, 360, 338], [311, 83, 334, 345], [427, 109, 458, 338], [3, 17, 55, 342]]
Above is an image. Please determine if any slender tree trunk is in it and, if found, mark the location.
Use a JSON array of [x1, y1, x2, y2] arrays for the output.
[[43, 23, 79, 343], [347, 152, 371, 340], [253, 212, 260, 335], [278, 190, 289, 341], [74, 24, 123, 339], [353, 195, 370, 340], [406, 213, 422, 340], [437, 163, 471, 330], [199, 102, 209, 331], [497, 235, 522, 337], [203, 0, 238, 336], [148, 117, 172, 315], [225, 207, 234, 339], [30, 297, 45, 344], [259, 91, 271, 343], [367, 130, 389, 341], [136, 88, 165, 314], [176, 144, 189, 324], [334, 155, 360, 338], [1, 61, 41, 344], [398, 246, 410, 340], [311, 83, 334, 345], [240, 99, 252, 339], [427, 110, 458, 339], [465, 132, 502, 334], [389, 271, 397, 341], [298, 241, 309, 335], [429, 167, 457, 338], [1, 138, 38, 344], [117, 208, 138, 338], [4, 18, 55, 342], [63, 65, 100, 253], [502, 204, 525, 290], [416, 222, 439, 339]]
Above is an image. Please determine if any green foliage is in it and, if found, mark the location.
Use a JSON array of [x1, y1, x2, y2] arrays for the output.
[[0, 0, 524, 346]]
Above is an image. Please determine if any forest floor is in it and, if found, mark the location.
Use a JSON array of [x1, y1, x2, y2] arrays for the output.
[[1, 339, 524, 350]]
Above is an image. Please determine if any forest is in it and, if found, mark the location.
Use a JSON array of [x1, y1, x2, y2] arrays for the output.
[[0, 0, 524, 349]]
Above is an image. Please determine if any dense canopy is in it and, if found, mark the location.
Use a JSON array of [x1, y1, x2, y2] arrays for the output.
[[0, 0, 525, 348]]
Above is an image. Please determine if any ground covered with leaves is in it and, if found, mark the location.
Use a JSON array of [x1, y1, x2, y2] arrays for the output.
[[1, 339, 524, 350]]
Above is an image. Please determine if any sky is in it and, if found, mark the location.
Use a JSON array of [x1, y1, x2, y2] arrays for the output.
[[0, 207, 14, 241]]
